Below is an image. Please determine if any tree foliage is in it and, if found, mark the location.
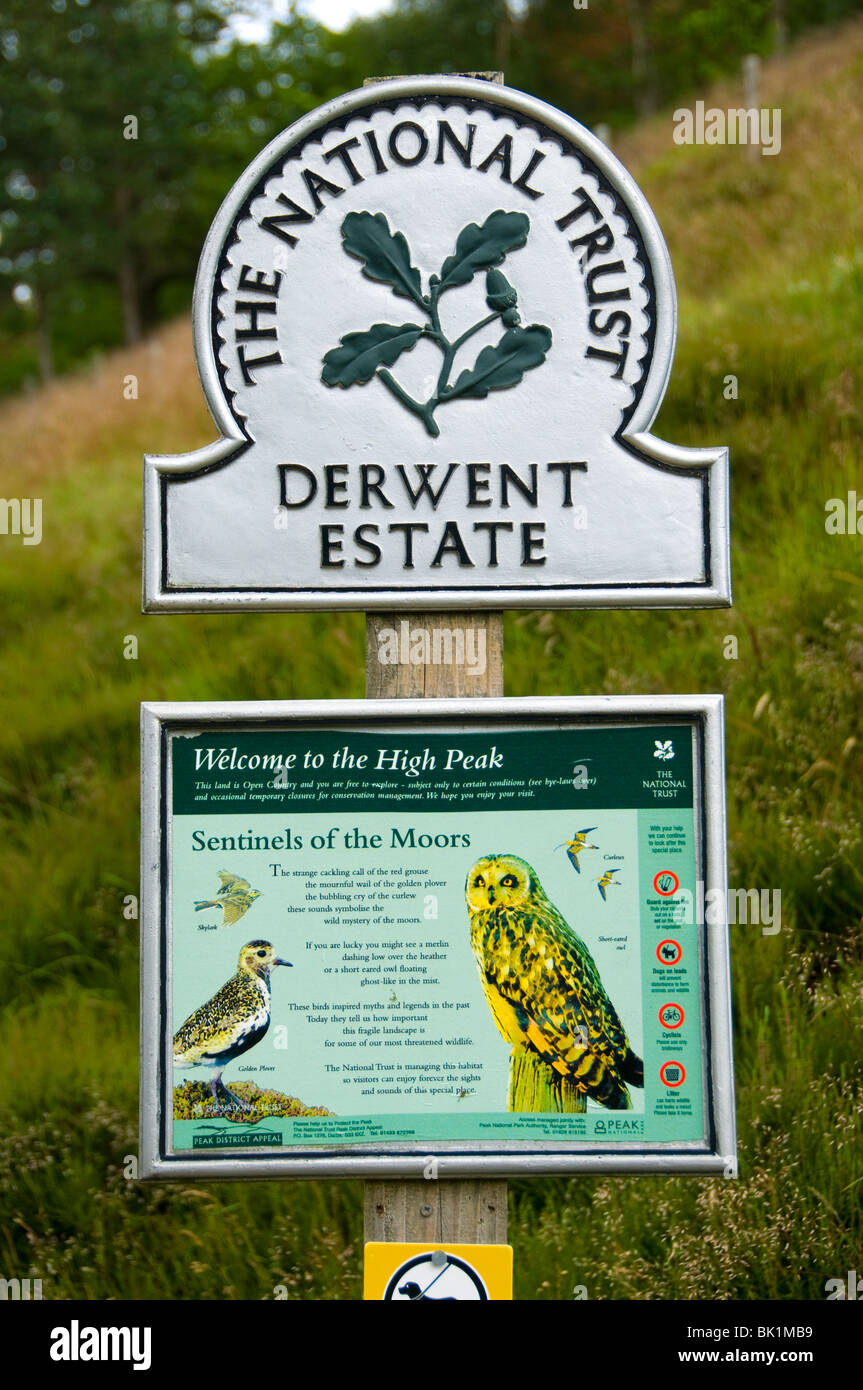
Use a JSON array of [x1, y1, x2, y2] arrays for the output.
[[1, 0, 862, 390]]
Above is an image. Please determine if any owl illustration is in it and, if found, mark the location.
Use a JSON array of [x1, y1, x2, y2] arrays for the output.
[[466, 853, 643, 1110]]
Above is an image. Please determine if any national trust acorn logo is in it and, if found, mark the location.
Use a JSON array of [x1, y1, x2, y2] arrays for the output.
[[321, 208, 552, 438]]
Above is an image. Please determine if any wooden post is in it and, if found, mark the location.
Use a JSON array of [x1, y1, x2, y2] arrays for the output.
[[361, 69, 509, 1261], [363, 611, 507, 1250], [364, 1173, 507, 1245]]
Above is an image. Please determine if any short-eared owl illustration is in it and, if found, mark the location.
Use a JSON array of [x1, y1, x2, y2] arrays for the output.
[[466, 854, 643, 1110]]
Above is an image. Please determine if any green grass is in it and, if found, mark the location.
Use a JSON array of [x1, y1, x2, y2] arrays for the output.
[[2, 25, 863, 1300]]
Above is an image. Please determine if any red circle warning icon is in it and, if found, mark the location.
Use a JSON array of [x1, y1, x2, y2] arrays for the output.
[[660, 1061, 686, 1088], [658, 1002, 685, 1030], [653, 870, 680, 896], [656, 939, 682, 966]]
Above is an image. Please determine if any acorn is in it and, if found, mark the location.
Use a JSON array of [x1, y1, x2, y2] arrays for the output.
[[486, 268, 518, 312]]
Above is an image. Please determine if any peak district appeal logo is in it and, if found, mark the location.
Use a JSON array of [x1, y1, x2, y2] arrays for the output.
[[321, 208, 551, 438], [145, 79, 729, 607], [192, 1123, 282, 1147]]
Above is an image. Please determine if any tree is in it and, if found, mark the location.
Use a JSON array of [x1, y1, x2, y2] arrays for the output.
[[0, 0, 227, 371]]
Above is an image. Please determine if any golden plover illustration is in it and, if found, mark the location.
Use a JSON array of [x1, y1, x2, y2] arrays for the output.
[[173, 940, 291, 1111]]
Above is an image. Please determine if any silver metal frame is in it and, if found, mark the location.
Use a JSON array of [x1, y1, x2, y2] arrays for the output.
[[142, 76, 731, 612], [140, 695, 736, 1180]]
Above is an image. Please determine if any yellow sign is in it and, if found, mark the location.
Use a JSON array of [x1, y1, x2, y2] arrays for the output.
[[364, 1242, 513, 1301]]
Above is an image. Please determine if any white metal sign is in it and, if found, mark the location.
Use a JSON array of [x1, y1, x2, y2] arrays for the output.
[[143, 76, 730, 612]]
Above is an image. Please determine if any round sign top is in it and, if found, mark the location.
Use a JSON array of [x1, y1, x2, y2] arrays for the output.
[[195, 76, 675, 458]]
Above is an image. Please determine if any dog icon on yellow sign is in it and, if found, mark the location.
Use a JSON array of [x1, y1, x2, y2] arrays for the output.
[[365, 1243, 512, 1301]]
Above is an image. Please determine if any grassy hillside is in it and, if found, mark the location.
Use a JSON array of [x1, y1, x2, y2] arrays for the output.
[[1, 21, 862, 1300]]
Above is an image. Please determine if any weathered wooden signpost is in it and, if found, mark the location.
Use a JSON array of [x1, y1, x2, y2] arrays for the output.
[[141, 73, 735, 1300]]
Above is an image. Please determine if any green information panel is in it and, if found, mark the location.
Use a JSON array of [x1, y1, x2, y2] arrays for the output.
[[140, 697, 736, 1179]]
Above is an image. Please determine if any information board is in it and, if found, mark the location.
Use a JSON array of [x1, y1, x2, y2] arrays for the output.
[[140, 696, 735, 1178]]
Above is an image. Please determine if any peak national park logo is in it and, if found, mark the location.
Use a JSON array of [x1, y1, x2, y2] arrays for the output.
[[321, 209, 552, 438]]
